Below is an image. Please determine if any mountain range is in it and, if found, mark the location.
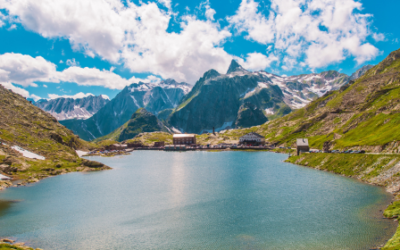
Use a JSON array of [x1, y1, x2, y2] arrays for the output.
[[54, 60, 371, 141], [60, 79, 190, 141], [168, 60, 353, 134], [34, 95, 110, 120], [219, 49, 400, 153]]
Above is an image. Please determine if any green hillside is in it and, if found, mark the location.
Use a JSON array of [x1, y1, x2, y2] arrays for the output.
[[96, 108, 166, 142], [0, 85, 110, 188]]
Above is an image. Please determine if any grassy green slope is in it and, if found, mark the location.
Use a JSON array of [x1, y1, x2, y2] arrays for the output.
[[95, 108, 166, 142], [0, 85, 110, 188]]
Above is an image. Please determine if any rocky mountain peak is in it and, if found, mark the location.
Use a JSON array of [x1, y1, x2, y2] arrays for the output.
[[133, 108, 152, 118], [226, 60, 247, 74], [203, 69, 220, 80], [162, 79, 178, 85]]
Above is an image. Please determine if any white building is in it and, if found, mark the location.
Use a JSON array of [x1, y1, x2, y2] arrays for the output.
[[239, 133, 265, 146]]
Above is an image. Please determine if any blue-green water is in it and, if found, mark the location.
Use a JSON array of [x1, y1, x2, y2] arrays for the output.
[[0, 151, 395, 249]]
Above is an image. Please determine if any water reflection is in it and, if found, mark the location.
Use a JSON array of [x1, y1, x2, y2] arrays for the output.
[[169, 152, 187, 206], [0, 200, 15, 217]]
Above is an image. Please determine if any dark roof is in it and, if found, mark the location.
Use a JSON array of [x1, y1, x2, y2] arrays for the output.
[[241, 132, 264, 138]]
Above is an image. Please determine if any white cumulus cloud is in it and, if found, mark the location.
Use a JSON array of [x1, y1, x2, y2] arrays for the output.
[[237, 52, 278, 71], [0, 53, 59, 87], [228, 0, 381, 70], [0, 0, 234, 83], [0, 53, 161, 91]]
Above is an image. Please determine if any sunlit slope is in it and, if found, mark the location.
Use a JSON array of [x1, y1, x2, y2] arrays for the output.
[[0, 85, 109, 185]]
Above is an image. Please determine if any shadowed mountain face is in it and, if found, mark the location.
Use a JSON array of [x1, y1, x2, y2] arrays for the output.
[[34, 95, 110, 120], [235, 102, 268, 128], [60, 79, 191, 141], [168, 60, 359, 134]]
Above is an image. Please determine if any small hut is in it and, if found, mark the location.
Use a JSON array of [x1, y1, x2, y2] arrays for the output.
[[296, 138, 309, 155]]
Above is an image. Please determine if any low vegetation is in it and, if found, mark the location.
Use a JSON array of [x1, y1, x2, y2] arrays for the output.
[[0, 243, 40, 250], [0, 85, 110, 189], [125, 132, 173, 146]]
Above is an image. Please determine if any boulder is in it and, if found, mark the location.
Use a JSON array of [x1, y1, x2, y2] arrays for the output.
[[82, 159, 105, 168], [2, 238, 14, 243]]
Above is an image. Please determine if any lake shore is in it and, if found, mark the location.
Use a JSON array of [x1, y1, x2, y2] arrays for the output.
[[286, 153, 400, 250], [1, 150, 397, 249]]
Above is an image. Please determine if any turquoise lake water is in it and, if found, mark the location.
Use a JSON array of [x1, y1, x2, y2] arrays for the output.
[[0, 151, 396, 249]]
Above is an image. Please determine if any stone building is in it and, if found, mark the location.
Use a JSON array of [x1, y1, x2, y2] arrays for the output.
[[296, 138, 309, 155], [239, 132, 265, 146], [173, 134, 196, 145]]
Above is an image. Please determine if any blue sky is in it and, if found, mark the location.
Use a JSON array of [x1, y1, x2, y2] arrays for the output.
[[0, 0, 399, 100]]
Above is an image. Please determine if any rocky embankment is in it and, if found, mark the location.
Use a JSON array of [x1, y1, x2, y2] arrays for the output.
[[0, 143, 111, 190]]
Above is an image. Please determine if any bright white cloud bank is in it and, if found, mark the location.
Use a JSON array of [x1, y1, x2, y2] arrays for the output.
[[47, 92, 94, 100], [0, 0, 238, 83], [229, 0, 382, 70], [0, 53, 161, 99], [0, 0, 382, 86]]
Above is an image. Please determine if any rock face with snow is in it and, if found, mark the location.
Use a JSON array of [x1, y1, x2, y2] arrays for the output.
[[61, 79, 191, 141], [167, 60, 362, 133], [168, 60, 288, 134], [34, 95, 110, 120], [266, 70, 350, 109]]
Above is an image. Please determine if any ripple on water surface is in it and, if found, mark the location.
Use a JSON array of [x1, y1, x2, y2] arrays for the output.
[[0, 151, 396, 249]]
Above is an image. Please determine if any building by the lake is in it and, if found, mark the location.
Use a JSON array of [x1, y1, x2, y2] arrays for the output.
[[296, 138, 309, 155], [239, 133, 265, 146], [173, 134, 196, 145]]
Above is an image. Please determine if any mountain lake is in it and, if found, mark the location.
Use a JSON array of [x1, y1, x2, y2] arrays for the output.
[[0, 151, 396, 249]]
